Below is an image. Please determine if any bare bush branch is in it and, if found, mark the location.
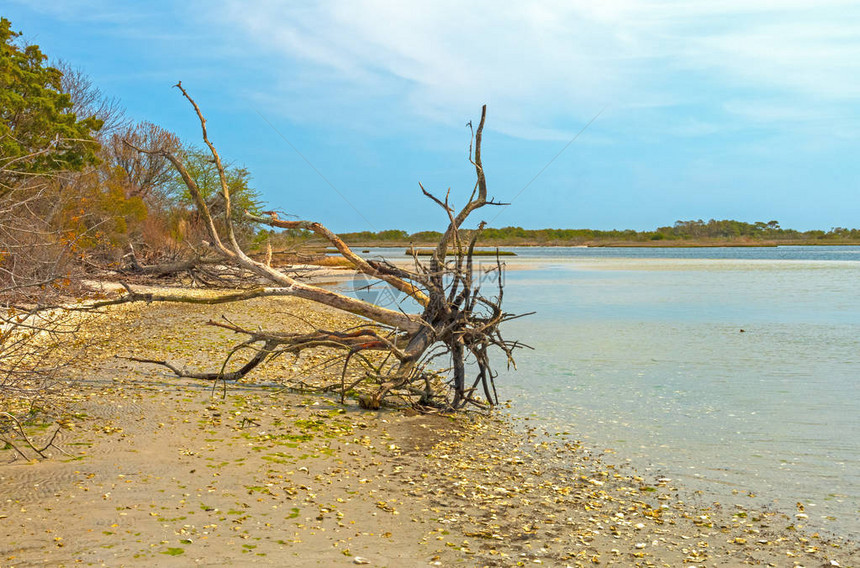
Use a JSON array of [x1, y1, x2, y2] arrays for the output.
[[112, 91, 526, 410]]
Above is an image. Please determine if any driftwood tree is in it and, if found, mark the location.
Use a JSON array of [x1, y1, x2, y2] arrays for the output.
[[108, 84, 526, 410]]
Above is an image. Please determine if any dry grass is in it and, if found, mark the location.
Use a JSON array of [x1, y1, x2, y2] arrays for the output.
[[305, 256, 355, 268]]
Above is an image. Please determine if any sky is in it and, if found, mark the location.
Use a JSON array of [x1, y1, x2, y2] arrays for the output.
[[4, 0, 859, 232]]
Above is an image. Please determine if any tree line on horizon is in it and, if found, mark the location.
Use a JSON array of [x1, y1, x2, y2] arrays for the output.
[[333, 219, 860, 246]]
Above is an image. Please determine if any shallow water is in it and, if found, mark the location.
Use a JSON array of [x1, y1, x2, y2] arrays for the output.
[[355, 246, 860, 538], [494, 246, 860, 539]]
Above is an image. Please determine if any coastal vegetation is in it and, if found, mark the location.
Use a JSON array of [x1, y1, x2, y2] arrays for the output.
[[1, 17, 272, 446], [333, 219, 860, 247]]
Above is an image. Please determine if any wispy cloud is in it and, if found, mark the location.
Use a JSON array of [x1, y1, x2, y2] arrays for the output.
[[212, 0, 860, 139]]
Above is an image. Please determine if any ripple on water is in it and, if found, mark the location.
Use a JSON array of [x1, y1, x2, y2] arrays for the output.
[[497, 248, 860, 539]]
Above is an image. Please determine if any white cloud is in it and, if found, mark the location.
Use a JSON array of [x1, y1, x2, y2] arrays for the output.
[[14, 0, 860, 137], [183, 1, 860, 138], [218, 0, 635, 136]]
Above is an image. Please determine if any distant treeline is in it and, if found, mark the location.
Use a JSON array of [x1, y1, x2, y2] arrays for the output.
[[317, 220, 860, 246]]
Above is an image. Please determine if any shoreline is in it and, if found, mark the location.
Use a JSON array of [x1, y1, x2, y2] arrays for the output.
[[327, 242, 860, 250], [1, 299, 858, 566], [502, 410, 860, 542]]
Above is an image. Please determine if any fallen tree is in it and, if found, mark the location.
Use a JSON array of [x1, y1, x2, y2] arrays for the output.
[[98, 84, 528, 410]]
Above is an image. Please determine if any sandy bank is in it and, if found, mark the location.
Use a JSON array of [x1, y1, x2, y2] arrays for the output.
[[1, 299, 857, 567]]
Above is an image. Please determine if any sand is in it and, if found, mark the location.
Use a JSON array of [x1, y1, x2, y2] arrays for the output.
[[1, 297, 858, 567]]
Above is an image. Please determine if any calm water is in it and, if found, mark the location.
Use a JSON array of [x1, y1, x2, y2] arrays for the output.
[[358, 246, 860, 537]]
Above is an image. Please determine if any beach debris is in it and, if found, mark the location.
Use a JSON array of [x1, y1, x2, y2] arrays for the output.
[[105, 90, 526, 412]]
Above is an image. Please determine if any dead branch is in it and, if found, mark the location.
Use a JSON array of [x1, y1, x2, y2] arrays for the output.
[[110, 91, 525, 410], [0, 412, 69, 460]]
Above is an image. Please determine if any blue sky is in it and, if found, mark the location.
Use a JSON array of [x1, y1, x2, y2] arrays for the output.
[[5, 0, 859, 232]]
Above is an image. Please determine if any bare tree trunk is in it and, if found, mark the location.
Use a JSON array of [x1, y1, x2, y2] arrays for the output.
[[106, 85, 528, 410]]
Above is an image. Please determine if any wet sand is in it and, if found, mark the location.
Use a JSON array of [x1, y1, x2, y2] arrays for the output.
[[1, 298, 858, 567]]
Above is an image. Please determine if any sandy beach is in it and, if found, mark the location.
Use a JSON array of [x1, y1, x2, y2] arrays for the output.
[[1, 297, 858, 567]]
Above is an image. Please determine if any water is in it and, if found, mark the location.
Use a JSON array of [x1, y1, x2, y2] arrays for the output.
[[356, 246, 860, 537]]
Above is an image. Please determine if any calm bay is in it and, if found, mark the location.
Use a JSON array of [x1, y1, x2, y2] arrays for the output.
[[358, 245, 860, 537], [496, 246, 859, 538]]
